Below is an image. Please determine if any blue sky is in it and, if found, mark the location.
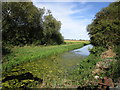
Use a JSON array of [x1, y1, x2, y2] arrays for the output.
[[33, 2, 112, 40]]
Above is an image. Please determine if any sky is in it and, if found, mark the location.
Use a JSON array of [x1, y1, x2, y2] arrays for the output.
[[33, 2, 112, 40]]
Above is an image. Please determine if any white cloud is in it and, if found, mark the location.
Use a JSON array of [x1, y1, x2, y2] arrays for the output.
[[32, 0, 116, 2], [33, 2, 92, 40]]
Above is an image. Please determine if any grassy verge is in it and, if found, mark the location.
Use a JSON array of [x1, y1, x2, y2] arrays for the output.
[[70, 45, 120, 88], [2, 42, 88, 72], [67, 46, 106, 87]]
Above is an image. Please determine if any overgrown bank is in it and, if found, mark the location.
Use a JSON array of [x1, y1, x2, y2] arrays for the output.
[[68, 46, 106, 87], [2, 43, 119, 88], [2, 42, 90, 88], [81, 1, 120, 88], [2, 42, 89, 72], [70, 45, 119, 88]]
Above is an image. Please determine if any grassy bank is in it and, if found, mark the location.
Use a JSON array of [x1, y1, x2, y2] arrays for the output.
[[69, 46, 120, 88], [2, 42, 89, 72], [67, 46, 106, 87]]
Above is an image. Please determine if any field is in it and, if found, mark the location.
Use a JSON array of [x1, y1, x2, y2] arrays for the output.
[[2, 41, 89, 72], [64, 40, 89, 44]]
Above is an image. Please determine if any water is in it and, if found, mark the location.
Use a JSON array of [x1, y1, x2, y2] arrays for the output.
[[58, 44, 93, 71], [70, 44, 93, 56], [3, 44, 93, 88]]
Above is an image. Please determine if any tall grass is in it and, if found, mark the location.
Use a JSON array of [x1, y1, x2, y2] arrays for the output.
[[3, 43, 87, 72]]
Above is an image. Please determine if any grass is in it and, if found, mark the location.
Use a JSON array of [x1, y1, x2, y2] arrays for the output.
[[2, 42, 88, 72], [3, 41, 110, 88], [2, 55, 66, 88], [67, 46, 106, 87], [68, 54, 102, 86], [2, 43, 106, 88]]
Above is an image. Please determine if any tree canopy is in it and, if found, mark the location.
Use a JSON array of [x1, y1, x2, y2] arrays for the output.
[[2, 2, 64, 46], [87, 2, 120, 48]]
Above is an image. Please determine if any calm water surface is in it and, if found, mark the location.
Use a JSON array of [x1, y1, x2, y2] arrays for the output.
[[3, 44, 93, 88], [70, 44, 93, 56], [57, 44, 93, 71]]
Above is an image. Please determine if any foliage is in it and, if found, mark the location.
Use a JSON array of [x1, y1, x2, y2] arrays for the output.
[[90, 46, 106, 56], [2, 2, 64, 46], [2, 46, 11, 56], [2, 43, 90, 88], [43, 10, 63, 45], [108, 45, 120, 81], [2, 55, 66, 88], [87, 2, 120, 48], [2, 43, 86, 72], [69, 46, 105, 87], [87, 1, 120, 83]]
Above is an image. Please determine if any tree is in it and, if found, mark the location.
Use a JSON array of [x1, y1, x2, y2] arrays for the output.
[[87, 2, 120, 48], [43, 10, 63, 45], [2, 2, 64, 46], [2, 2, 44, 45]]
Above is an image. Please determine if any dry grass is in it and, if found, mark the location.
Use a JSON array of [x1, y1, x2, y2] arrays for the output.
[[101, 49, 116, 59], [64, 40, 90, 44]]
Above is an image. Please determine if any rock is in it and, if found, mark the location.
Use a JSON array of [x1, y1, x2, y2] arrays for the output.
[[96, 61, 103, 69], [92, 69, 101, 75], [101, 49, 116, 59], [94, 76, 99, 79]]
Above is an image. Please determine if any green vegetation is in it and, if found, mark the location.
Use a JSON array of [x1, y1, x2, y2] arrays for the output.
[[2, 42, 89, 88], [2, 43, 86, 72], [68, 46, 106, 87], [1, 1, 120, 89], [87, 1, 120, 86], [2, 55, 65, 88], [107, 45, 120, 82], [2, 2, 63, 46], [87, 2, 120, 48]]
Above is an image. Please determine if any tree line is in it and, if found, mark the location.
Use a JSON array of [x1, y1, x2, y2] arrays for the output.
[[2, 2, 64, 46]]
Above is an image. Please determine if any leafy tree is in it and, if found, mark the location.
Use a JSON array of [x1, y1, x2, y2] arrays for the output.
[[2, 2, 64, 46], [2, 2, 43, 45], [43, 10, 63, 45], [87, 2, 120, 48]]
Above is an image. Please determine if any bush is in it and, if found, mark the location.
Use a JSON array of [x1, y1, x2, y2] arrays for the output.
[[90, 46, 106, 56], [111, 45, 120, 81]]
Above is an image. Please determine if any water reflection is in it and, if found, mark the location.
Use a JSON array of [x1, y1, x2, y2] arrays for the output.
[[70, 44, 93, 56], [58, 44, 93, 71]]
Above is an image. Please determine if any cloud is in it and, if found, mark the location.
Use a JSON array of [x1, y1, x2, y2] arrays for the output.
[[32, 0, 116, 2], [33, 2, 92, 40]]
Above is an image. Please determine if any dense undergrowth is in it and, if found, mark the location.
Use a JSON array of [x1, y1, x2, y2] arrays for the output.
[[86, 1, 120, 88], [71, 45, 120, 87], [107, 45, 120, 82]]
